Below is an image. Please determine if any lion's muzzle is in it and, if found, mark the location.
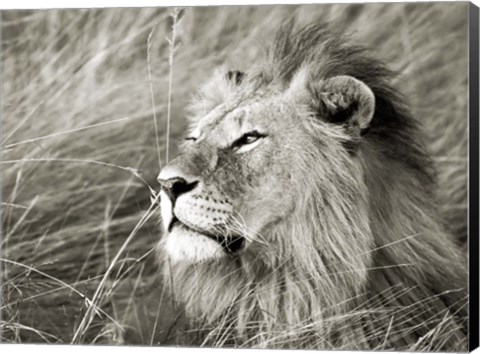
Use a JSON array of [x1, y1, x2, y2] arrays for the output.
[[157, 164, 245, 262]]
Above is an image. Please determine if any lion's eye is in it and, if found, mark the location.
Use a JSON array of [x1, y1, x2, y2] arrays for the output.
[[185, 136, 197, 142], [244, 135, 259, 144], [232, 131, 266, 150]]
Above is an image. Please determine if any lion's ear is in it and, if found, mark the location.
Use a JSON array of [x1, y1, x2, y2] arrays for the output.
[[226, 70, 245, 85], [309, 75, 375, 136]]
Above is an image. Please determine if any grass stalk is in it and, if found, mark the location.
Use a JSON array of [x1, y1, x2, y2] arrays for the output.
[[165, 8, 183, 163]]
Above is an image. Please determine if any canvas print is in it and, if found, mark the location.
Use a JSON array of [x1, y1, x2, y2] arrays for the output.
[[1, 2, 478, 351]]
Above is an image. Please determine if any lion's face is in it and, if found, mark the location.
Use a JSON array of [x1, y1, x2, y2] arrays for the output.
[[158, 71, 375, 263], [158, 93, 302, 263]]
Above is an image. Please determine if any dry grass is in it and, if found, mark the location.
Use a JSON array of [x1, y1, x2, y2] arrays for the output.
[[0, 3, 469, 346]]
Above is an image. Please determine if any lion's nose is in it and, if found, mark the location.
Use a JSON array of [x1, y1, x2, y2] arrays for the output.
[[158, 168, 199, 202]]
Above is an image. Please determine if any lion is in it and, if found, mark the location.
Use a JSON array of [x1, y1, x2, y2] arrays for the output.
[[114, 23, 469, 351]]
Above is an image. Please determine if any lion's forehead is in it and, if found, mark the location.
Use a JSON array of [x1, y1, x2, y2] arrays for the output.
[[190, 97, 268, 145]]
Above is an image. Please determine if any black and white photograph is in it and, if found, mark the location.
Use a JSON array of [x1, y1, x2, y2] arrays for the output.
[[1, 1, 478, 352]]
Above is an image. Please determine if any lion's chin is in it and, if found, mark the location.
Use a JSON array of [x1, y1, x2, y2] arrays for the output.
[[164, 225, 226, 264]]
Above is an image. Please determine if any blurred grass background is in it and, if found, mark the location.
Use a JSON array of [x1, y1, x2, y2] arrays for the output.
[[0, 3, 469, 345]]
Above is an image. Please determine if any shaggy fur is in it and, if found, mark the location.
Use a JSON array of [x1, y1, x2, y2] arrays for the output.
[[120, 23, 468, 351]]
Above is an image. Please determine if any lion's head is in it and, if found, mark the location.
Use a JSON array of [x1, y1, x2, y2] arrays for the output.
[[153, 23, 467, 350], [158, 42, 377, 266]]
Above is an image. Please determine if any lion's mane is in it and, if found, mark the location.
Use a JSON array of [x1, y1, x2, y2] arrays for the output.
[[149, 23, 468, 351]]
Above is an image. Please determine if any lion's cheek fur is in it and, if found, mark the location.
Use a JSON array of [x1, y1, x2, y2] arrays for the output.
[[235, 177, 295, 240]]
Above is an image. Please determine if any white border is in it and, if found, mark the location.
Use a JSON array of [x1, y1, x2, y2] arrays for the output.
[[2, 344, 478, 354]]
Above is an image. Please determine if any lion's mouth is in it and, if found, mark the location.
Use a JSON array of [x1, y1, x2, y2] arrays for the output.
[[168, 216, 245, 253]]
